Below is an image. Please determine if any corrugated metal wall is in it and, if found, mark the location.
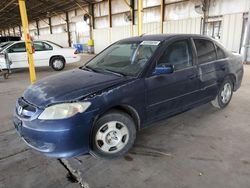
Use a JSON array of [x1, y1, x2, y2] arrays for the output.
[[221, 13, 244, 52], [164, 18, 202, 34], [36, 33, 69, 47], [4, 0, 247, 54], [93, 18, 202, 53], [143, 22, 161, 34], [93, 28, 110, 53]]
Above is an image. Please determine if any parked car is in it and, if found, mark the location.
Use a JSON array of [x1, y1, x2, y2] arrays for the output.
[[13, 34, 243, 159], [0, 40, 80, 71]]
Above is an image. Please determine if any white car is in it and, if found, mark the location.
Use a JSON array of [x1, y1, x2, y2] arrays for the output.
[[0, 40, 80, 71]]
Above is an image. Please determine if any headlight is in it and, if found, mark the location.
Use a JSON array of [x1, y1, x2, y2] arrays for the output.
[[38, 102, 91, 120]]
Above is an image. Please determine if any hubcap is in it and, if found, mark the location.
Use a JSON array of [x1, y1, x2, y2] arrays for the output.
[[220, 83, 232, 104], [95, 121, 129, 153], [53, 60, 63, 69]]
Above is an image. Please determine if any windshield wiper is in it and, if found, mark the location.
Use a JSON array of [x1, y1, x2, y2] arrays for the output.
[[80, 66, 92, 71], [101, 68, 126, 77], [81, 65, 99, 73], [81, 66, 126, 77]]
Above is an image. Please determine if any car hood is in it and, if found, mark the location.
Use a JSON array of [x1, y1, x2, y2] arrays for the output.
[[23, 69, 127, 108]]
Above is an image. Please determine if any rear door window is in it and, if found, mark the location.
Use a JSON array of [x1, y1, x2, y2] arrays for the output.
[[194, 39, 216, 64], [215, 44, 226, 59], [34, 42, 53, 51]]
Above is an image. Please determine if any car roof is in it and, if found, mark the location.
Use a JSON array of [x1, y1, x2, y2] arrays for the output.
[[118, 34, 213, 43]]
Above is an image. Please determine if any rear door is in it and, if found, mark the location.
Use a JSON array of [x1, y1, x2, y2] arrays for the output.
[[33, 41, 53, 67], [145, 38, 200, 122], [193, 38, 223, 100], [6, 42, 28, 68]]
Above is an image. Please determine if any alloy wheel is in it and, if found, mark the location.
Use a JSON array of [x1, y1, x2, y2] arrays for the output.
[[220, 83, 232, 104], [95, 121, 129, 153]]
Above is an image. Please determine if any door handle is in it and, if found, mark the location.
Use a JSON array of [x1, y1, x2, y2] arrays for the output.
[[188, 74, 196, 80], [220, 65, 226, 71]]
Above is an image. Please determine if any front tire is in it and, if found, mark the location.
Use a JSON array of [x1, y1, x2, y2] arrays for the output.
[[50, 57, 65, 71], [90, 110, 136, 159], [211, 78, 233, 109], [3, 73, 9, 79]]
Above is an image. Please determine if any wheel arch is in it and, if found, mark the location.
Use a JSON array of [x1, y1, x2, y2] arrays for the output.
[[93, 104, 141, 132], [226, 73, 236, 90]]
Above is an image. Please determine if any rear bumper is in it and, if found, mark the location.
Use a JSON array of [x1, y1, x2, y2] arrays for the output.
[[65, 55, 81, 64], [13, 110, 96, 158]]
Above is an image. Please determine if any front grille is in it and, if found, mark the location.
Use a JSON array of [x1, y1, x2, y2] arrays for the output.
[[16, 98, 37, 118]]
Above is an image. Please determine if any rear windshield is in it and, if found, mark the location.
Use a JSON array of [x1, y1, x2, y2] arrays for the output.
[[45, 41, 63, 48]]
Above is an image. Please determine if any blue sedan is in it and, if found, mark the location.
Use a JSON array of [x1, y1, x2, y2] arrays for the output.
[[13, 34, 244, 159]]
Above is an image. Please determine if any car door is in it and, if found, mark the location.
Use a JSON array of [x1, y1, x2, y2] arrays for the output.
[[6, 42, 28, 68], [34, 41, 53, 67], [193, 38, 223, 101], [33, 41, 53, 67], [145, 38, 200, 123]]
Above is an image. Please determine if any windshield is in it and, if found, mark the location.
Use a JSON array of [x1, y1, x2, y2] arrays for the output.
[[86, 41, 160, 77]]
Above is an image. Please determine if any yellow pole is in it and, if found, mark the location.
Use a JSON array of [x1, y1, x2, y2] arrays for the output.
[[18, 0, 36, 83], [138, 0, 143, 35]]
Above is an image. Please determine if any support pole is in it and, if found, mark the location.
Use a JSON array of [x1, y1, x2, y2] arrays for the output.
[[160, 0, 165, 34], [8, 28, 10, 36], [18, 0, 36, 83], [138, 0, 143, 35], [108, 0, 112, 28], [13, 27, 16, 36], [48, 17, 53, 34], [88, 4, 94, 39], [202, 0, 209, 35], [108, 0, 112, 44], [36, 20, 40, 36], [65, 12, 71, 47], [130, 0, 135, 36], [19, 25, 22, 36], [243, 8, 250, 62]]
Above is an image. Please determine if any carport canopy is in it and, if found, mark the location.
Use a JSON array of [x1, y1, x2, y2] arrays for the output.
[[0, 0, 98, 32]]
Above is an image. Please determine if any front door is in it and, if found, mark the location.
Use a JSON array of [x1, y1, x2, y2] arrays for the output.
[[145, 39, 200, 123], [6, 42, 28, 68]]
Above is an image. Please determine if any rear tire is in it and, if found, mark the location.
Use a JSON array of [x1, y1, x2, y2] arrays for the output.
[[3, 73, 9, 79], [90, 110, 136, 159], [50, 57, 65, 71], [211, 78, 233, 109]]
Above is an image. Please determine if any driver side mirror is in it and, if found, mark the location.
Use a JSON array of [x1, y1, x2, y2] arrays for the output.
[[152, 64, 174, 76]]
